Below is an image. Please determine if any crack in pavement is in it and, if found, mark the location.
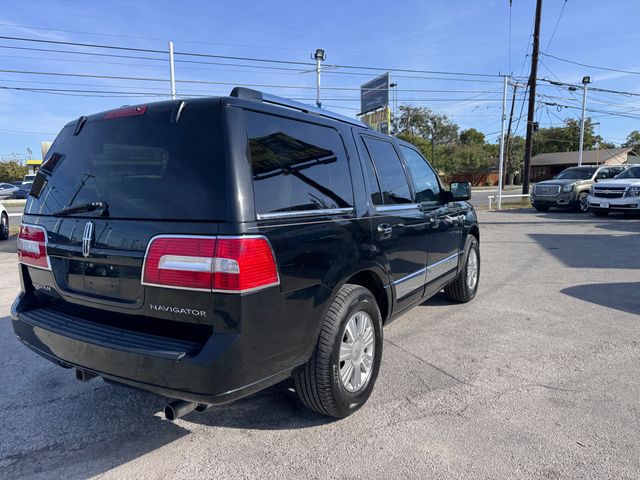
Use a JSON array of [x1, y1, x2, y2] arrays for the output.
[[384, 338, 473, 386]]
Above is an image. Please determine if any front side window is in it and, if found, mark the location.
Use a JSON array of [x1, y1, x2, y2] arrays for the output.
[[245, 111, 353, 215], [399, 146, 441, 204], [361, 137, 412, 205], [616, 166, 640, 179]]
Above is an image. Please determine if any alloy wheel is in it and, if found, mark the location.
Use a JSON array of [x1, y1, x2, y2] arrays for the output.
[[466, 248, 479, 290], [339, 311, 375, 393]]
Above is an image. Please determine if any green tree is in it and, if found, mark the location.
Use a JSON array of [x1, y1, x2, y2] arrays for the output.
[[459, 128, 485, 145], [623, 130, 640, 154], [532, 118, 598, 155], [0, 161, 28, 183]]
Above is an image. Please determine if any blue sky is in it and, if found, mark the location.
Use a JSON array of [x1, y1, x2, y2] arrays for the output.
[[1, 0, 639, 160]]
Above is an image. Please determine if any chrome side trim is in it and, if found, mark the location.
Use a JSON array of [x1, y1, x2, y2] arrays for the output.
[[374, 204, 420, 212], [257, 207, 353, 220], [393, 267, 427, 299], [426, 252, 461, 280]]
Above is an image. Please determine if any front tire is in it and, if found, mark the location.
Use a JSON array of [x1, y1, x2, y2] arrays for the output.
[[575, 192, 589, 213], [294, 284, 383, 418], [0, 213, 8, 241], [444, 235, 480, 303]]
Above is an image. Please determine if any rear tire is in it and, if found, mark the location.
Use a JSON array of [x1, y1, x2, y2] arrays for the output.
[[534, 206, 550, 212], [294, 284, 383, 418], [0, 213, 8, 241], [444, 235, 480, 303]]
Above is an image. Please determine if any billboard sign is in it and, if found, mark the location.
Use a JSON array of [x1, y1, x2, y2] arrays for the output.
[[360, 73, 389, 115], [361, 107, 390, 134]]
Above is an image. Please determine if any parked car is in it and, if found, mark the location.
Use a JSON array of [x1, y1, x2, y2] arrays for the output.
[[11, 182, 33, 199], [10, 181, 23, 186], [0, 202, 8, 240], [11, 89, 480, 419], [22, 173, 37, 184], [587, 164, 640, 216], [0, 183, 19, 199], [530, 165, 628, 212]]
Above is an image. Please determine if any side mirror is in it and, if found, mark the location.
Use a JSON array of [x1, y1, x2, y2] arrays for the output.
[[450, 182, 471, 201]]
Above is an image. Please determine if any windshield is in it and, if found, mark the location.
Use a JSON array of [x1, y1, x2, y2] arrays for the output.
[[615, 166, 640, 179], [555, 167, 597, 180], [25, 100, 227, 220]]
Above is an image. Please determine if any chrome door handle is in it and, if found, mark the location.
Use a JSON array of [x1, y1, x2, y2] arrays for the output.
[[429, 217, 440, 227], [378, 223, 393, 239]]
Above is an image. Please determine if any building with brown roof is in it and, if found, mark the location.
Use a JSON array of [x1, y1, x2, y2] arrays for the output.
[[530, 148, 638, 182]]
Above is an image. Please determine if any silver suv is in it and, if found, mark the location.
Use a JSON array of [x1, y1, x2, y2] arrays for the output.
[[531, 165, 628, 213]]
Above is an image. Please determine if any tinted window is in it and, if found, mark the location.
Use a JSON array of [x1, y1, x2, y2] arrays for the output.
[[362, 137, 412, 205], [245, 111, 353, 215], [400, 146, 441, 204], [25, 101, 226, 220], [616, 166, 640, 179], [556, 167, 597, 180], [361, 148, 383, 205]]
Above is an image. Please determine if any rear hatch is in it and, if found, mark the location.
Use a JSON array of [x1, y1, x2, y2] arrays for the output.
[[21, 99, 226, 328]]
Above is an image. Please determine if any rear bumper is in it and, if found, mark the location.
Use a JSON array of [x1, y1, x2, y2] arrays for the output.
[[11, 293, 298, 405]]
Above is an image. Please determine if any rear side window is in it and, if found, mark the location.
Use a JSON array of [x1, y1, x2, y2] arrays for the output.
[[361, 137, 412, 205], [25, 101, 226, 220], [245, 111, 353, 215]]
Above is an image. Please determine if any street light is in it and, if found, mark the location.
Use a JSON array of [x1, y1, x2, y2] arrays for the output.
[[313, 49, 326, 108], [578, 76, 591, 166]]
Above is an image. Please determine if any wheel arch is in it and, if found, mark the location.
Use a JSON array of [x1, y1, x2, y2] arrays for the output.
[[343, 268, 390, 323]]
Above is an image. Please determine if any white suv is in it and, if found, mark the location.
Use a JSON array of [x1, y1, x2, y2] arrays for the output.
[[587, 164, 640, 216], [0, 202, 8, 240]]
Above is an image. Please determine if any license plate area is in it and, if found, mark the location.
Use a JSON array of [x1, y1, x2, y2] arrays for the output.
[[599, 202, 610, 208], [66, 259, 141, 301]]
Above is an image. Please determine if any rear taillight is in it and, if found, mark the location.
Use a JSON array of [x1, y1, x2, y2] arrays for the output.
[[17, 224, 51, 270], [142, 235, 279, 293]]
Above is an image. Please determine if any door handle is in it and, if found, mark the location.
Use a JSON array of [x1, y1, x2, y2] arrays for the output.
[[429, 216, 440, 228], [377, 223, 393, 239]]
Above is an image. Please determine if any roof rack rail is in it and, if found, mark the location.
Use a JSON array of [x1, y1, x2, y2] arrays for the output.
[[230, 87, 370, 129]]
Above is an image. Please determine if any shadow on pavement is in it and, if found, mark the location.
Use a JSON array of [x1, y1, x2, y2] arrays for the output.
[[528, 233, 640, 269], [185, 383, 334, 430], [0, 234, 17, 254], [596, 221, 640, 234], [561, 282, 640, 315]]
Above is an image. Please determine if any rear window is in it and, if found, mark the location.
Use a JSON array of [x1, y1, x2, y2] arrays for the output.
[[25, 101, 226, 220], [245, 111, 353, 216]]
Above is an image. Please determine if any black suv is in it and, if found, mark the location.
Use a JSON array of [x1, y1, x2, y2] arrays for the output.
[[11, 88, 480, 419]]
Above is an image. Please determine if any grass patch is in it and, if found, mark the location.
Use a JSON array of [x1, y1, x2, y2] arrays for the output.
[[476, 199, 532, 211]]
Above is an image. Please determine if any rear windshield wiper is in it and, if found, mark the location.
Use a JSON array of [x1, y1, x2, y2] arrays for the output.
[[53, 201, 109, 217]]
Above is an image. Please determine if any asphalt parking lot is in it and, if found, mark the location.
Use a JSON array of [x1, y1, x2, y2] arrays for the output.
[[1, 209, 639, 479]]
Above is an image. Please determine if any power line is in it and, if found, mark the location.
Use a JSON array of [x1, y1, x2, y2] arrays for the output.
[[541, 52, 640, 76], [0, 35, 503, 79], [544, 0, 568, 53]]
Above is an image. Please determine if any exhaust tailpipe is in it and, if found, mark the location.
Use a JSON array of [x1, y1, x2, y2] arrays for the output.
[[164, 400, 206, 420]]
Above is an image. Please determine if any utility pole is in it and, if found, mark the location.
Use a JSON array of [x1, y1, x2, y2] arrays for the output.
[[168, 41, 176, 100], [522, 0, 543, 195], [431, 119, 436, 164], [503, 83, 518, 186], [497, 74, 509, 209], [578, 75, 591, 166], [313, 49, 326, 108]]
